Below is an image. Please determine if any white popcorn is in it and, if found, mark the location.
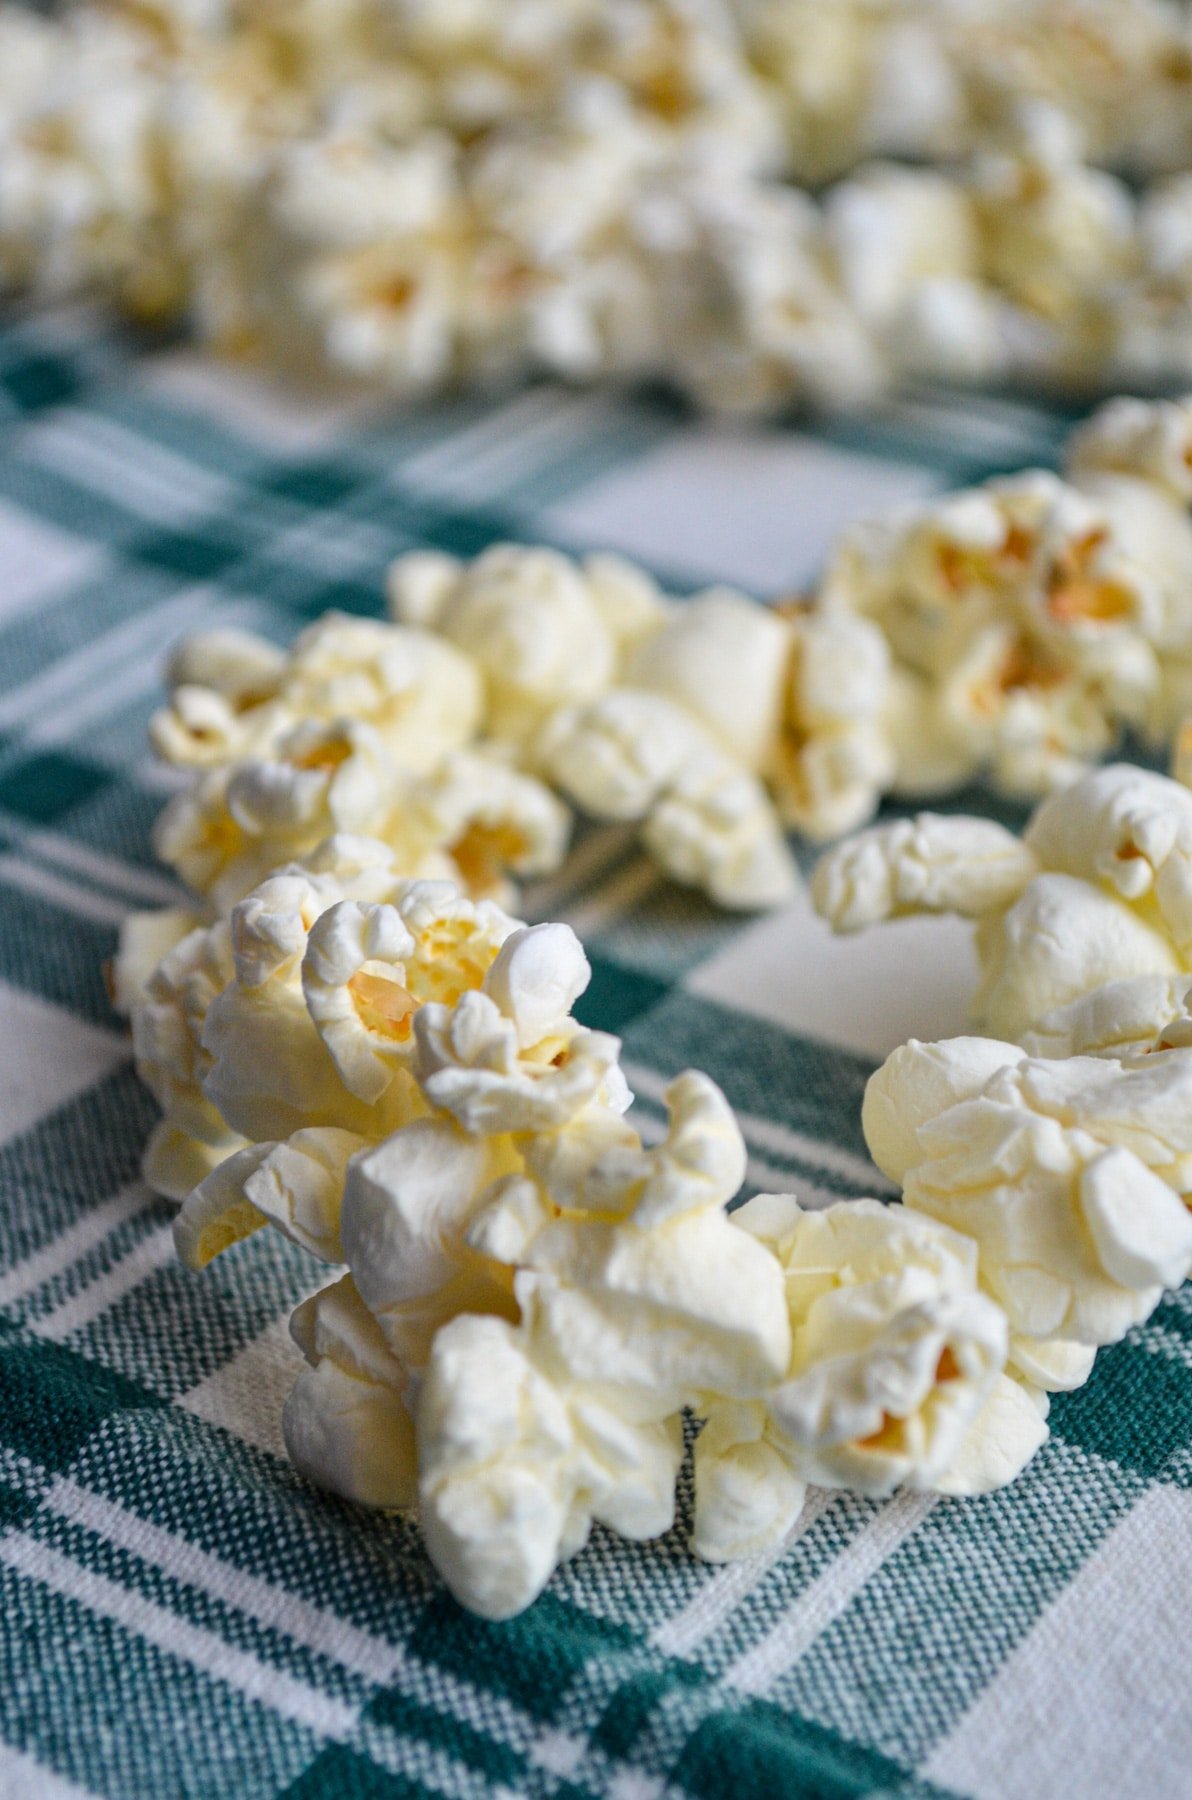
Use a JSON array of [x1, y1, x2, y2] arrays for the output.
[[154, 721, 400, 911], [200, 867, 417, 1142], [543, 687, 798, 909], [152, 613, 482, 776], [624, 588, 793, 775], [542, 689, 709, 824], [284, 1274, 419, 1510], [867, 1036, 1192, 1345], [771, 609, 895, 838], [127, 914, 243, 1189], [280, 613, 483, 773], [1067, 393, 1192, 507], [971, 112, 1136, 345], [641, 744, 800, 911], [340, 1117, 520, 1373], [693, 1194, 1041, 1560], [415, 545, 617, 742], [418, 1070, 790, 1614], [141, 1120, 240, 1206], [812, 813, 1038, 936], [109, 905, 203, 1015], [404, 750, 571, 904], [826, 161, 983, 347], [300, 882, 515, 1104], [815, 767, 1192, 1040], [818, 468, 1175, 801], [1022, 974, 1192, 1061], [418, 1307, 683, 1619]]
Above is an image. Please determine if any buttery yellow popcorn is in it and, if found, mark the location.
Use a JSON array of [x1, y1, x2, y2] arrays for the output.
[[820, 470, 1167, 800]]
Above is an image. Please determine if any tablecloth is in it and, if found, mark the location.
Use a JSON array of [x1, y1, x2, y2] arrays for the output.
[[0, 299, 1188, 1800]]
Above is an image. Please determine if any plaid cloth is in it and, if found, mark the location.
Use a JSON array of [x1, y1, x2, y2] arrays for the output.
[[0, 297, 1188, 1800]]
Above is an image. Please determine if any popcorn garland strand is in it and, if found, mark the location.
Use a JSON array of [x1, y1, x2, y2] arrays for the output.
[[146, 391, 1192, 920], [12, 1, 1192, 410], [114, 764, 1192, 1619], [116, 479, 1192, 1618]]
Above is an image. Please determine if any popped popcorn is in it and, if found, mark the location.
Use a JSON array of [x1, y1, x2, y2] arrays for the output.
[[814, 765, 1192, 1041], [419, 1071, 791, 1616], [693, 1195, 1043, 1563], [865, 1035, 1192, 1345]]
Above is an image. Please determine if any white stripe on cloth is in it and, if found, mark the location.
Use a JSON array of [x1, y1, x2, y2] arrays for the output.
[[32, 1222, 175, 1343], [0, 1184, 152, 1311], [0, 856, 130, 926], [652, 1489, 840, 1659], [0, 1532, 359, 1740], [180, 1315, 299, 1462], [0, 813, 185, 907], [0, 1741, 98, 1800], [724, 1493, 938, 1695], [925, 1483, 1192, 1800], [42, 1476, 404, 1687]]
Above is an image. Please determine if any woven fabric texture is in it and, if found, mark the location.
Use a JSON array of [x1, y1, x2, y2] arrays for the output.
[[0, 300, 1188, 1800]]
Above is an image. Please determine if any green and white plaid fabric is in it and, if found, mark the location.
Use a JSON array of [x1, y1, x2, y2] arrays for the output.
[[0, 299, 1188, 1800]]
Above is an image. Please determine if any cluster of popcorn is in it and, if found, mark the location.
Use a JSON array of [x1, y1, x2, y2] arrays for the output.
[[145, 607, 573, 918], [116, 617, 1192, 1617], [115, 837, 1103, 1620], [387, 543, 892, 906], [10, 2, 1192, 408], [143, 393, 1192, 923], [148, 539, 895, 916], [820, 391, 1192, 800], [117, 761, 1192, 1617]]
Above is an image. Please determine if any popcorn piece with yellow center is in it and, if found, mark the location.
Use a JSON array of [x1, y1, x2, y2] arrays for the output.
[[401, 749, 571, 906], [302, 881, 517, 1104], [418, 1071, 790, 1618], [200, 865, 427, 1144], [156, 717, 560, 913], [153, 720, 401, 912], [814, 765, 1192, 1041], [166, 863, 529, 1265], [692, 1195, 1041, 1563], [150, 627, 289, 767], [152, 612, 482, 775], [865, 1036, 1192, 1347], [413, 923, 629, 1135], [820, 470, 1169, 798]]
